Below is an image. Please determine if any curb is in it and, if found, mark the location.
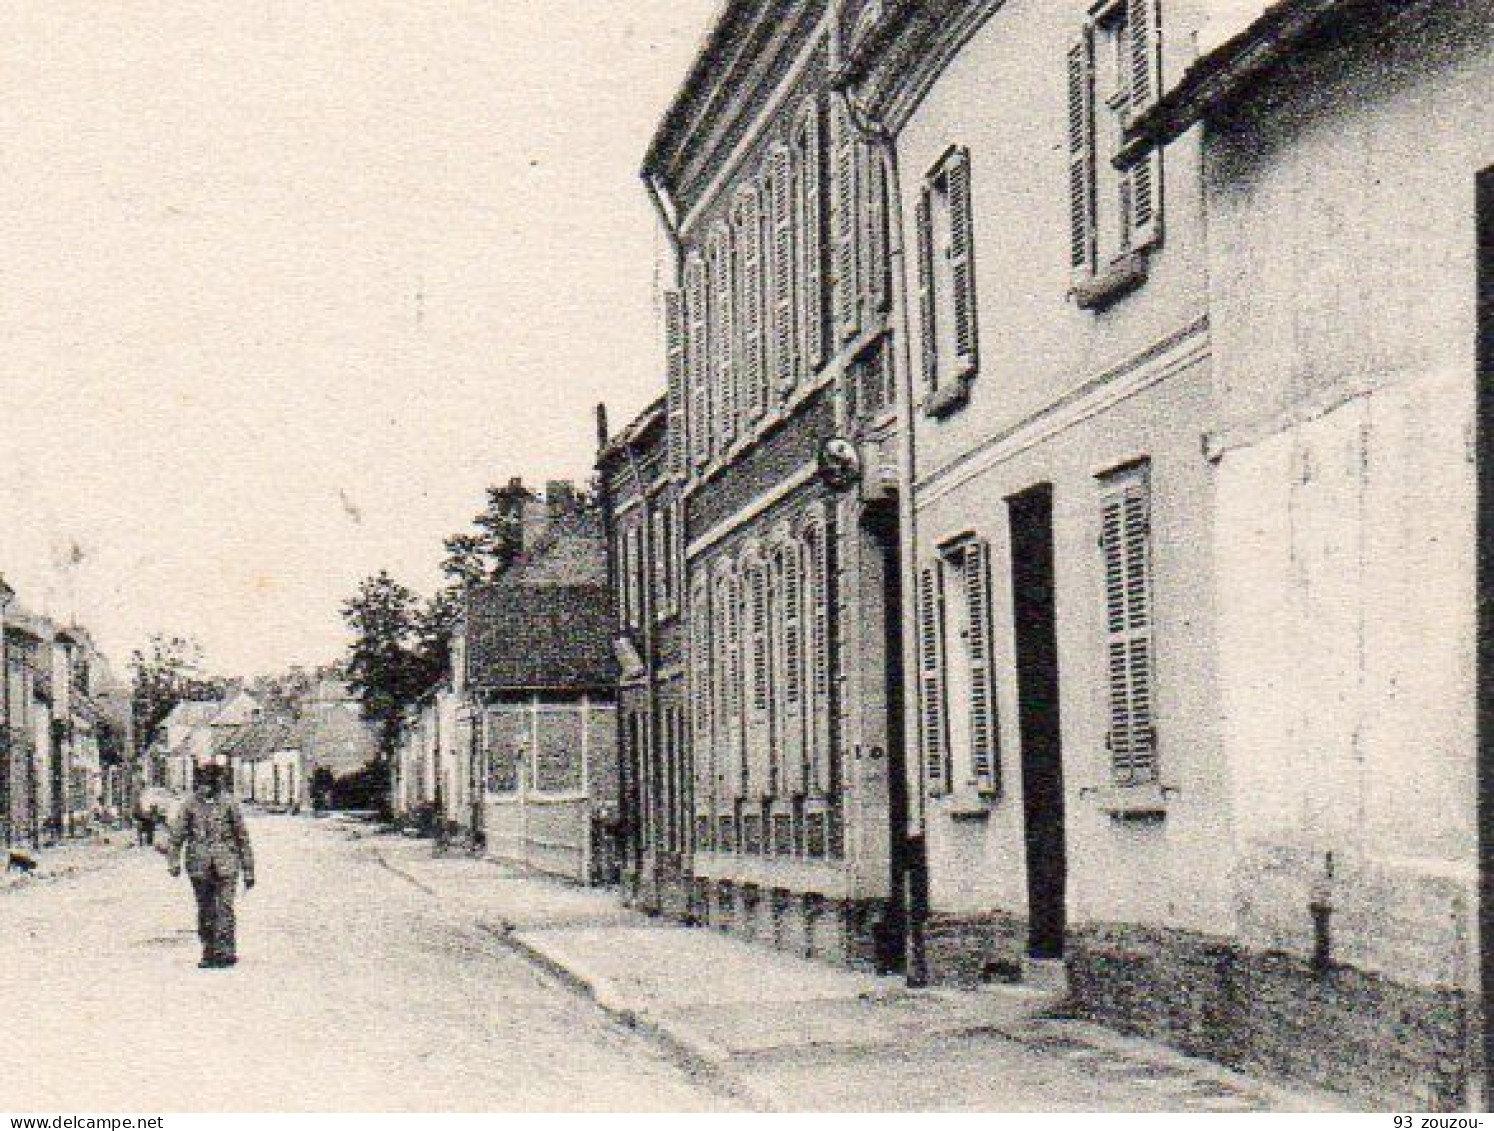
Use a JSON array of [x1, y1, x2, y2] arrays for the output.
[[480, 920, 771, 1111]]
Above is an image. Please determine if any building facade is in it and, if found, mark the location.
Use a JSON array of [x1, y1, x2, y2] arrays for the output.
[[643, 0, 914, 970], [1125, 0, 1488, 1109], [598, 398, 692, 915], [834, 0, 1485, 1110]]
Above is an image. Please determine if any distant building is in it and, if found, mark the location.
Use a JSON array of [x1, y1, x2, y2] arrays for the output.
[[459, 481, 619, 883]]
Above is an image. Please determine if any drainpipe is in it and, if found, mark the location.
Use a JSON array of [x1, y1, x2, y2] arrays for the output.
[[832, 61, 928, 987]]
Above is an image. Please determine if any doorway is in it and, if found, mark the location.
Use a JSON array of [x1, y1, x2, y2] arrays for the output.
[[1008, 484, 1067, 960]]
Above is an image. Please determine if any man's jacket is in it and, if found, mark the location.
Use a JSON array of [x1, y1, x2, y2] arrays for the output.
[[168, 794, 255, 883]]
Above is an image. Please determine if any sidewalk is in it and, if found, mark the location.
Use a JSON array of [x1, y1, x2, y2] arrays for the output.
[[373, 835, 1350, 1113], [1, 827, 137, 894]]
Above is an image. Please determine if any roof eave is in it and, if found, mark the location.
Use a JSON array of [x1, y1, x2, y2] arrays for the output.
[[1123, 0, 1392, 158]]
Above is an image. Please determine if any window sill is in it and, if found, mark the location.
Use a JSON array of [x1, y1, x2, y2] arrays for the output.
[[1072, 249, 1150, 311], [1083, 781, 1173, 819], [922, 377, 971, 420], [936, 787, 996, 820]]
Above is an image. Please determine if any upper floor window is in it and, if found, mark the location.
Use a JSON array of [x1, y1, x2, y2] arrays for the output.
[[915, 146, 978, 415], [791, 98, 827, 379], [1069, 0, 1163, 305]]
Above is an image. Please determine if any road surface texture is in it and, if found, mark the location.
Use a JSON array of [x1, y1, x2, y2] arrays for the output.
[[0, 815, 724, 1112], [2, 815, 1341, 1113]]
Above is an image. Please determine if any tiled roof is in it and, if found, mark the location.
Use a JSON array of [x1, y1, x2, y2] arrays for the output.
[[217, 716, 304, 762], [465, 582, 617, 691]]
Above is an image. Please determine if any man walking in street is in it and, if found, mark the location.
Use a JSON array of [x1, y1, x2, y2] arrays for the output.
[[167, 764, 255, 969]]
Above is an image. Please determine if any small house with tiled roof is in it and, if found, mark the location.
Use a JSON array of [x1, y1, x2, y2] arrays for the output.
[[451, 480, 620, 884]]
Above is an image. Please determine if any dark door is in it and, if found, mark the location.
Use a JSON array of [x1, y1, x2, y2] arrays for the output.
[[865, 501, 910, 974], [1008, 485, 1067, 960]]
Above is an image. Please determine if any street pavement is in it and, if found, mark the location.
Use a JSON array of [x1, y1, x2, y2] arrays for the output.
[[0, 814, 725, 1112], [1, 814, 1348, 1113]]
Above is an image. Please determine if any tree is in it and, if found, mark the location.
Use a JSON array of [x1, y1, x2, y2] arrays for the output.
[[438, 481, 529, 589], [340, 571, 427, 788], [129, 634, 223, 753]]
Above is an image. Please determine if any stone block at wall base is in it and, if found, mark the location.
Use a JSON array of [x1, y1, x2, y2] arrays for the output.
[[1067, 923, 1475, 1112], [922, 910, 1029, 987], [692, 880, 885, 973]]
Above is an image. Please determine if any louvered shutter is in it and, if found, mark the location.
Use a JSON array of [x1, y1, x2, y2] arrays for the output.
[[1126, 0, 1162, 251], [963, 540, 999, 794], [709, 226, 737, 445], [781, 545, 805, 794], [767, 147, 796, 397], [742, 561, 770, 798], [796, 100, 827, 374], [946, 147, 978, 378], [863, 147, 891, 315], [804, 520, 831, 795], [831, 98, 861, 344], [685, 256, 710, 467], [915, 187, 937, 391], [1067, 35, 1097, 277], [1101, 467, 1157, 785], [663, 290, 687, 477], [737, 188, 766, 423], [726, 571, 744, 799], [690, 576, 713, 807], [917, 562, 949, 796]]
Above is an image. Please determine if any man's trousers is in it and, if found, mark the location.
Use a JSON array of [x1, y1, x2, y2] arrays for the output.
[[190, 872, 237, 963]]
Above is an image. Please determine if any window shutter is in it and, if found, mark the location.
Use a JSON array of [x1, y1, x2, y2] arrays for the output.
[[1101, 466, 1157, 785], [963, 540, 999, 794], [946, 147, 978, 378], [1067, 35, 1097, 277], [915, 187, 937, 391], [743, 559, 769, 798], [1126, 0, 1163, 251], [709, 226, 737, 445], [691, 576, 714, 806], [796, 100, 827, 374], [726, 571, 744, 799], [767, 147, 796, 398], [831, 98, 861, 344], [916, 562, 949, 796], [663, 290, 686, 477], [863, 147, 891, 315], [737, 188, 766, 423], [781, 544, 805, 793], [685, 256, 710, 467], [804, 519, 831, 795]]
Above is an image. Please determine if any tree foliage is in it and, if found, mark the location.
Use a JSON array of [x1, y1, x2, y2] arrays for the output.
[[129, 634, 225, 752], [341, 571, 428, 762]]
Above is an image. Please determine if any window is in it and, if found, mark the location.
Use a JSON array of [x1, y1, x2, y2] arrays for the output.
[[732, 187, 766, 425], [652, 501, 679, 619], [764, 146, 797, 399], [621, 518, 645, 631], [1069, 0, 1162, 302], [684, 255, 710, 468], [1099, 462, 1158, 785], [791, 98, 827, 378], [707, 224, 737, 448], [689, 575, 714, 810], [742, 548, 770, 800], [663, 291, 686, 477], [916, 536, 1000, 797], [802, 511, 832, 796], [830, 97, 862, 344], [915, 146, 978, 413]]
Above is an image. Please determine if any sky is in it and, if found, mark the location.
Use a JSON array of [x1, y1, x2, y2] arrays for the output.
[[0, 0, 718, 677]]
